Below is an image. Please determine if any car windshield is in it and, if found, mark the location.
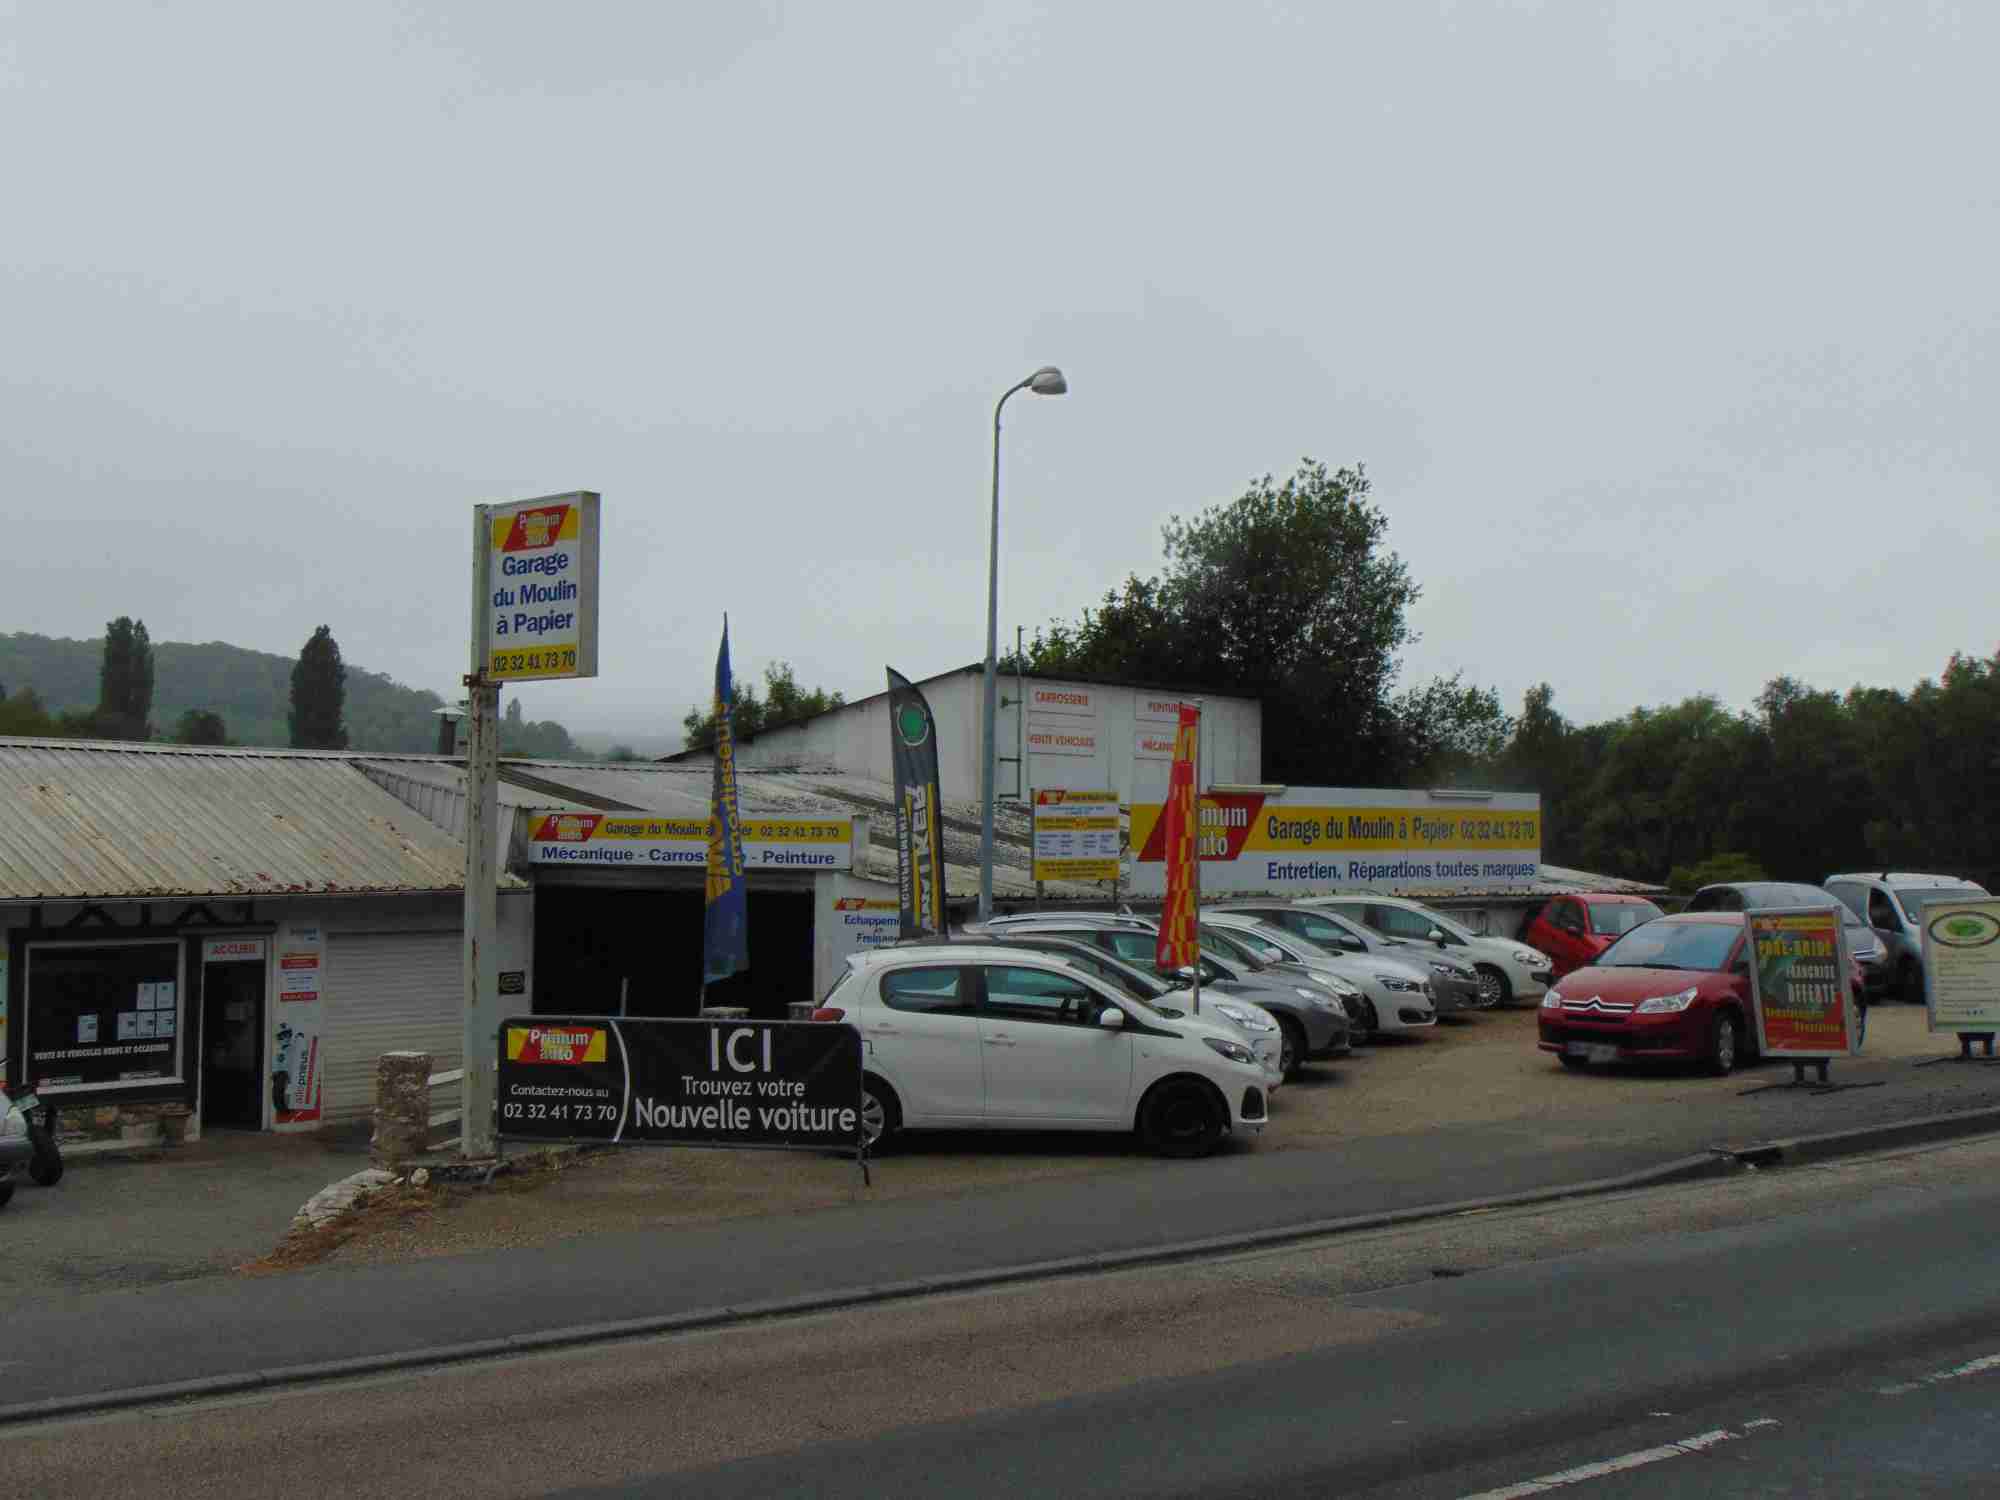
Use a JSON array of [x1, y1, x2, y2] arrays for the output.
[[1589, 901, 1662, 935], [1595, 921, 1737, 972], [1896, 884, 1982, 919]]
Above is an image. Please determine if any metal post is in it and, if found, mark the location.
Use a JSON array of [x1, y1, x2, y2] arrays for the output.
[[1190, 699, 1204, 1016], [981, 382, 1025, 921], [461, 506, 503, 1161]]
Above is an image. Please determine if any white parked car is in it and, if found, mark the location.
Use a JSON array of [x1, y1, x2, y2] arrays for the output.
[[1203, 912, 1438, 1043], [1301, 895, 1554, 1008], [814, 943, 1269, 1157]]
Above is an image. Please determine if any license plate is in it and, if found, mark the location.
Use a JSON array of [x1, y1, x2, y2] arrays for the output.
[[1566, 1042, 1620, 1063]]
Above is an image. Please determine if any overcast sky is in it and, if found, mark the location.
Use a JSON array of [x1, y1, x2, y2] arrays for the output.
[[5, 1, 1993, 743]]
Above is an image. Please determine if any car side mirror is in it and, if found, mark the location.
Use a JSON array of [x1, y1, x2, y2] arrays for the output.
[[1428, 928, 1446, 945], [1097, 1007, 1126, 1029]]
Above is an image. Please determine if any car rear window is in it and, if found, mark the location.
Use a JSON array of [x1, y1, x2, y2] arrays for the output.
[[1588, 901, 1662, 935]]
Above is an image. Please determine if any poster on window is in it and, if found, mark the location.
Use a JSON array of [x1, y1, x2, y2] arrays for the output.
[[272, 925, 324, 1127], [26, 942, 183, 1091], [1747, 907, 1857, 1059]]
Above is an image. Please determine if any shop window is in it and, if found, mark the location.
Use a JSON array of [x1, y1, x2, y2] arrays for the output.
[[25, 941, 184, 1093]]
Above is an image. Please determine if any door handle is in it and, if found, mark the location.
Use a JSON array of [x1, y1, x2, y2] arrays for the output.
[[873, 1024, 900, 1034], [984, 1035, 1016, 1047]]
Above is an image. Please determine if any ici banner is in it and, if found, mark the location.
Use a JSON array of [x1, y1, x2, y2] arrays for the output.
[[496, 1016, 864, 1150]]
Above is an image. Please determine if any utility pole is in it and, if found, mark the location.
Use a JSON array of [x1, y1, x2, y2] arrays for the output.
[[462, 505, 502, 1160]]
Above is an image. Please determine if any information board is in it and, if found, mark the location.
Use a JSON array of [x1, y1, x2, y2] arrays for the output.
[[1920, 896, 2000, 1034], [1747, 906, 1857, 1059], [1032, 789, 1120, 882], [497, 1016, 864, 1150]]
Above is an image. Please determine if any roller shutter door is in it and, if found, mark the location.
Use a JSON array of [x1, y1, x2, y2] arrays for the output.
[[320, 931, 462, 1122]]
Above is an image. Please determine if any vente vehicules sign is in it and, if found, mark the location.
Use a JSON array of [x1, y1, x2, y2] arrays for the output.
[[496, 1016, 864, 1149]]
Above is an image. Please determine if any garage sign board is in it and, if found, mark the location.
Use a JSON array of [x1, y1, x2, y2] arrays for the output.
[[1126, 787, 1541, 894], [1746, 907, 1857, 1059], [1921, 896, 2000, 1034], [527, 813, 852, 871], [478, 491, 601, 682], [497, 1016, 864, 1150]]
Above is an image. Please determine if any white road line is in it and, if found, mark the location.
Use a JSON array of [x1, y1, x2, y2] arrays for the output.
[[1878, 1351, 2000, 1396], [1456, 1423, 1771, 1499]]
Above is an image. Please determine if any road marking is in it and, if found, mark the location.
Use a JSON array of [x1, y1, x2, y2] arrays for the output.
[[1456, 1423, 1775, 1499], [1878, 1352, 2000, 1396]]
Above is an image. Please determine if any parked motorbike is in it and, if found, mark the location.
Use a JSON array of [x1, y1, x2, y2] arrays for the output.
[[8, 1092, 62, 1187]]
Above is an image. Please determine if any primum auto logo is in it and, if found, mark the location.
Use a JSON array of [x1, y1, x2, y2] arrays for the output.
[[505, 1026, 608, 1064], [534, 813, 603, 842], [1929, 910, 2000, 948]]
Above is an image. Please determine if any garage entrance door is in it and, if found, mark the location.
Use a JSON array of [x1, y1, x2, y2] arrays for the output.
[[320, 931, 461, 1123]]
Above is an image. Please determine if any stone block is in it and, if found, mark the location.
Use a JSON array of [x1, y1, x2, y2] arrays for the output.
[[371, 1050, 434, 1170]]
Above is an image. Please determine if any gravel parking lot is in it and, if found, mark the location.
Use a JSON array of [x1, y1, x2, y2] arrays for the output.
[[281, 1001, 1992, 1271]]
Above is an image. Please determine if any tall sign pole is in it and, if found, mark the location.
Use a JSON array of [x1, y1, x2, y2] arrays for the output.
[[464, 490, 600, 1160]]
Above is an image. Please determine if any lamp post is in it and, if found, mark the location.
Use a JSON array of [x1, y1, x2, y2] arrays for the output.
[[981, 365, 1067, 920]]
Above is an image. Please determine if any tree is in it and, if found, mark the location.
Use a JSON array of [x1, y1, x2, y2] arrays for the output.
[[0, 685, 58, 737], [681, 661, 846, 751], [173, 709, 230, 746], [289, 626, 349, 749], [93, 617, 156, 740], [1015, 458, 1464, 784], [1667, 851, 1768, 896], [605, 744, 641, 763]]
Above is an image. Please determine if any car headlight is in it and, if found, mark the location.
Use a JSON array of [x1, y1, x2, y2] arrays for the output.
[[1377, 974, 1423, 993], [1299, 987, 1343, 1011], [1634, 986, 1701, 1014], [1541, 992, 1563, 1010], [1203, 1036, 1257, 1065], [1428, 961, 1461, 977], [0, 1109, 25, 1140], [1209, 1001, 1274, 1032], [1513, 950, 1543, 966]]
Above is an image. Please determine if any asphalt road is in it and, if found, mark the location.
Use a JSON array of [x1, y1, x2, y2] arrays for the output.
[[18, 1137, 2000, 1498], [10, 1038, 2000, 1409]]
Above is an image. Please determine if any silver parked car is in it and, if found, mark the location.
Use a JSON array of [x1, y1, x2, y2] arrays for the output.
[[1824, 873, 1992, 1004], [1203, 911, 1437, 1042], [1211, 902, 1484, 1013]]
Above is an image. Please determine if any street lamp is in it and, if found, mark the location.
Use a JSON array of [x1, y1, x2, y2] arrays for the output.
[[981, 365, 1067, 920]]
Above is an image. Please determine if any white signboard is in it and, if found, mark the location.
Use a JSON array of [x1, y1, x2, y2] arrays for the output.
[[1922, 896, 2000, 1034], [526, 813, 853, 871], [1126, 786, 1543, 895], [480, 491, 601, 682], [202, 937, 267, 964], [1134, 726, 1178, 761], [1033, 790, 1121, 882], [273, 923, 324, 1128], [1135, 695, 1193, 723]]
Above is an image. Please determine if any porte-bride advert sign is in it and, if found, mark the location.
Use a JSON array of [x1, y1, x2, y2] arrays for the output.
[[1921, 896, 2000, 1035]]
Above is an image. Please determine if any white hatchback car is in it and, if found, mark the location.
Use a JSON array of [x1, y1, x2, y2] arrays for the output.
[[815, 944, 1269, 1157]]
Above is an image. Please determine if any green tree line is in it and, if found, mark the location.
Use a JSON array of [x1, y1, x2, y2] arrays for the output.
[[1008, 457, 1998, 892]]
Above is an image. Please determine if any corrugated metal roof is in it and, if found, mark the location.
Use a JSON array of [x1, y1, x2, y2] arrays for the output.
[[0, 737, 508, 900]]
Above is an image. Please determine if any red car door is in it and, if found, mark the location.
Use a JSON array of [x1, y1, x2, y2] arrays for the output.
[[1535, 899, 1596, 979]]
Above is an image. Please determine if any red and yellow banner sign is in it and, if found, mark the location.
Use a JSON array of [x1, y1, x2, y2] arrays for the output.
[[1749, 909, 1854, 1058], [506, 1025, 609, 1065]]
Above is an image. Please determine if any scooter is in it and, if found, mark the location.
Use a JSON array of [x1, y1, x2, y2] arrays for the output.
[[8, 1093, 62, 1187]]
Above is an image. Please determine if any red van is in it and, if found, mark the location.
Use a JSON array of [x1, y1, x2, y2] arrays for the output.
[[1523, 894, 1664, 979]]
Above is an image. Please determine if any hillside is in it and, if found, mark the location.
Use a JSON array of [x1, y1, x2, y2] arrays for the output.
[[0, 632, 577, 755]]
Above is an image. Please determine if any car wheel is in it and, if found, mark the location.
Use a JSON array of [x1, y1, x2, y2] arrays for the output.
[[1141, 1080, 1226, 1158], [27, 1124, 61, 1187], [1707, 1012, 1741, 1076], [860, 1075, 901, 1151], [1558, 1053, 1588, 1070], [1277, 1018, 1306, 1081], [1474, 966, 1511, 1009], [1899, 960, 1924, 1006]]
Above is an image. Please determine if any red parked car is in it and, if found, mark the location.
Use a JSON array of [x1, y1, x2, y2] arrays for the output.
[[1537, 911, 1866, 1076], [1522, 893, 1665, 979]]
